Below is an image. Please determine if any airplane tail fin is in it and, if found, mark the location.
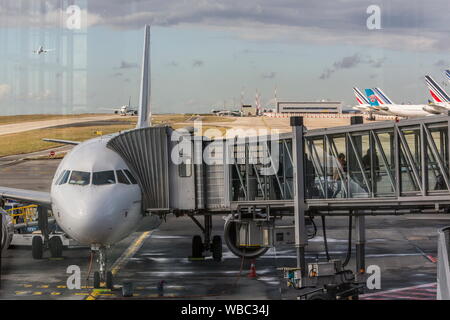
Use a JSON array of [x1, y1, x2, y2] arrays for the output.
[[353, 87, 369, 105], [365, 88, 380, 107], [136, 25, 151, 129], [373, 87, 394, 104], [425, 75, 450, 103], [445, 70, 450, 82]]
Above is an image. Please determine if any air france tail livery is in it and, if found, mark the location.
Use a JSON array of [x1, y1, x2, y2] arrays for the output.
[[425, 75, 450, 104], [445, 70, 450, 82], [352, 87, 371, 112], [424, 75, 450, 113], [372, 88, 395, 105]]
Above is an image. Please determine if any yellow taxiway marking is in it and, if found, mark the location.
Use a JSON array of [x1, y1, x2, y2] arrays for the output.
[[85, 231, 152, 300], [23, 284, 32, 288], [33, 292, 43, 295], [111, 231, 152, 276], [51, 292, 62, 296], [15, 291, 29, 295], [57, 285, 67, 289], [38, 285, 49, 289]]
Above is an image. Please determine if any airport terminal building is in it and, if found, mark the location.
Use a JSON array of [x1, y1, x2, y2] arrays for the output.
[[277, 101, 342, 113]]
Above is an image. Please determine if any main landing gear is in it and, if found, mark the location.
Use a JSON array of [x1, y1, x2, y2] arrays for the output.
[[91, 246, 114, 290], [31, 207, 63, 259], [190, 215, 222, 262]]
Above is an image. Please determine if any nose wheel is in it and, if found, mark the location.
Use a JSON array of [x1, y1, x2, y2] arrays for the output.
[[92, 246, 114, 289]]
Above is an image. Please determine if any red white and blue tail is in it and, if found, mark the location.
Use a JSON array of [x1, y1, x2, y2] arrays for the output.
[[353, 87, 370, 105], [425, 75, 450, 103], [372, 88, 394, 104]]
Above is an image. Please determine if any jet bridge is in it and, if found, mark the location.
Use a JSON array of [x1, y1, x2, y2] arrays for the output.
[[106, 114, 450, 264]]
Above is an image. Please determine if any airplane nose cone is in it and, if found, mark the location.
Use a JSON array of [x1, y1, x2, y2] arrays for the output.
[[53, 187, 141, 245]]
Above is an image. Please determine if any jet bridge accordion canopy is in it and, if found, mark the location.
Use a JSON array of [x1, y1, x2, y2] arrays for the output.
[[107, 126, 170, 210]]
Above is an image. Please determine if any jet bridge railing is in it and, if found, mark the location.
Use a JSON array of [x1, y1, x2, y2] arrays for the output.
[[303, 115, 450, 209]]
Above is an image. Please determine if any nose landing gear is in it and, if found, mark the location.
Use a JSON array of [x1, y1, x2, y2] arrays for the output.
[[91, 246, 114, 290]]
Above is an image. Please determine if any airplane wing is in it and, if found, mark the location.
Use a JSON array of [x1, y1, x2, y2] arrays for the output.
[[0, 187, 51, 208], [428, 104, 449, 113], [42, 138, 80, 145]]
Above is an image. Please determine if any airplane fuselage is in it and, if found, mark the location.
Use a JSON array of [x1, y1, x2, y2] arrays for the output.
[[383, 104, 434, 118]]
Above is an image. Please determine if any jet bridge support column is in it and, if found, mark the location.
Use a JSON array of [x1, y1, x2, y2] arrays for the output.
[[291, 117, 307, 276], [351, 116, 366, 275]]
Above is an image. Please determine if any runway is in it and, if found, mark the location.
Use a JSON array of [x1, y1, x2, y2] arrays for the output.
[[0, 114, 119, 136]]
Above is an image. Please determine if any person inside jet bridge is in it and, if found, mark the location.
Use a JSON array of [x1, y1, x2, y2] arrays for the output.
[[332, 153, 347, 198]]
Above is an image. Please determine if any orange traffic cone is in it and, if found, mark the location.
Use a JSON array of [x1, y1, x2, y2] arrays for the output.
[[248, 260, 257, 279]]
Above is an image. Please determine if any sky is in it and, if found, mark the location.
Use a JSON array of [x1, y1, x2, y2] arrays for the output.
[[0, 0, 450, 115]]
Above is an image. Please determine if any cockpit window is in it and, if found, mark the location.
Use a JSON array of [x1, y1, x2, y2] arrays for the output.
[[56, 170, 71, 185], [123, 169, 138, 184], [116, 170, 130, 185], [93, 171, 116, 185], [69, 171, 90, 186]]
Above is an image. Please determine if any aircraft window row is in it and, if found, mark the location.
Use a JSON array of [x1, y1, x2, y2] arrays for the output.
[[93, 171, 116, 185], [69, 171, 91, 186], [56, 169, 138, 186], [123, 169, 138, 184], [57, 170, 71, 185], [116, 170, 131, 185]]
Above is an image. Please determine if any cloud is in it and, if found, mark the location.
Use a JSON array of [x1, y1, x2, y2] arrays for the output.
[[261, 71, 276, 79], [0, 84, 11, 101], [112, 72, 123, 77], [193, 60, 204, 67], [118, 60, 138, 69], [1, 1, 449, 52], [319, 54, 386, 79]]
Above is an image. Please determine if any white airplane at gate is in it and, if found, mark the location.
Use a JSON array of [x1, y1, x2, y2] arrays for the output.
[[0, 25, 160, 289], [365, 88, 439, 118]]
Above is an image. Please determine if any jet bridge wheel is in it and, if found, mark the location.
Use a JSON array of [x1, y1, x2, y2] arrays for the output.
[[32, 236, 43, 260], [49, 236, 63, 258], [211, 235, 223, 262], [192, 235, 204, 258]]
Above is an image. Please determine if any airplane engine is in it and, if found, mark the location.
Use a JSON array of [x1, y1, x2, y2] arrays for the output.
[[223, 215, 269, 259], [1, 209, 13, 252], [423, 106, 442, 115]]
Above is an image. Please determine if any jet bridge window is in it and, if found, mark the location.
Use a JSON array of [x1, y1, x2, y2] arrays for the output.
[[69, 171, 91, 186], [56, 170, 70, 185], [93, 171, 116, 185]]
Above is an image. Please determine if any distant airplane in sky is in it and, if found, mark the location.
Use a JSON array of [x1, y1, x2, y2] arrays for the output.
[[32, 45, 54, 55]]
